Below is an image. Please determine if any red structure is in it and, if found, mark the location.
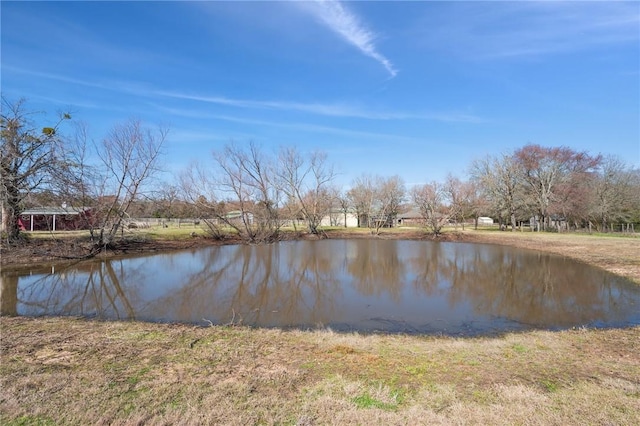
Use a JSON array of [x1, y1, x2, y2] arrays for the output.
[[18, 206, 94, 231]]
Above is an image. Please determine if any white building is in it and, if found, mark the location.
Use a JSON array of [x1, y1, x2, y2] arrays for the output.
[[477, 217, 494, 226], [320, 209, 358, 228]]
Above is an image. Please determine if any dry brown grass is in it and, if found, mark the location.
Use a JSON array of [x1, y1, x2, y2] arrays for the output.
[[1, 317, 638, 425]]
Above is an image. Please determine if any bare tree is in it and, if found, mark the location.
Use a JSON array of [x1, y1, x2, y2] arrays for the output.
[[412, 181, 449, 235], [471, 153, 524, 231], [373, 175, 405, 233], [588, 156, 639, 232], [325, 185, 343, 227], [182, 142, 283, 242], [91, 119, 167, 247], [347, 174, 405, 234], [347, 175, 376, 229], [280, 196, 303, 231], [275, 147, 336, 234], [179, 161, 227, 239], [514, 144, 601, 231], [1, 98, 71, 241], [152, 184, 181, 219], [444, 174, 474, 230], [465, 180, 490, 230], [64, 122, 95, 202], [337, 191, 351, 228], [217, 142, 282, 242]]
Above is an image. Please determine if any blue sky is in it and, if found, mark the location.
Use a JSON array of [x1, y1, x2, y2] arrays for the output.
[[2, 1, 639, 187]]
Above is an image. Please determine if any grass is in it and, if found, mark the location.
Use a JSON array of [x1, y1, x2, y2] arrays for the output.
[[18, 222, 494, 241], [352, 390, 400, 411], [1, 318, 638, 425], [4, 416, 57, 426], [23, 223, 208, 240]]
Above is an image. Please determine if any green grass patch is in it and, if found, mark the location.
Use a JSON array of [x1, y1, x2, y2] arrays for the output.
[[540, 379, 559, 393], [2, 416, 57, 426], [511, 343, 528, 354], [127, 366, 152, 386], [352, 393, 398, 411], [405, 362, 434, 378]]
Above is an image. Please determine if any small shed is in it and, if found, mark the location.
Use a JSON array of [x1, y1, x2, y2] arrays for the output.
[[18, 205, 93, 231], [477, 217, 494, 226]]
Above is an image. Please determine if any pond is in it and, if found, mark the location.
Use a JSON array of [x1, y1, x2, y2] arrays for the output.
[[2, 239, 639, 335]]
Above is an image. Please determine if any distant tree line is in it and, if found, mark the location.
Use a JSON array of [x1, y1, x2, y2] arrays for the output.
[[471, 145, 640, 232], [2, 98, 639, 247]]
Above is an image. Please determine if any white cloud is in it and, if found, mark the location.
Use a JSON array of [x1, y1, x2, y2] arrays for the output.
[[298, 0, 397, 77], [153, 89, 482, 123], [5, 66, 481, 123], [416, 2, 639, 59], [155, 105, 429, 145], [3, 66, 110, 90]]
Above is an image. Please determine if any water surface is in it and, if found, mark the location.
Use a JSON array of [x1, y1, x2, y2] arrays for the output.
[[2, 240, 639, 335]]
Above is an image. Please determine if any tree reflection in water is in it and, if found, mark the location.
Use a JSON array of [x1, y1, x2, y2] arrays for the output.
[[1, 259, 142, 320], [2, 240, 639, 335]]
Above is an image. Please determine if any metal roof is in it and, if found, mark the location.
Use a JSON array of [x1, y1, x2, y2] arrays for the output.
[[398, 209, 423, 219], [21, 206, 90, 216]]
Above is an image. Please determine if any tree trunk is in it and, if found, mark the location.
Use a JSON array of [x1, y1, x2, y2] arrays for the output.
[[0, 273, 19, 316], [308, 223, 318, 234], [0, 205, 6, 233], [2, 206, 21, 242]]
